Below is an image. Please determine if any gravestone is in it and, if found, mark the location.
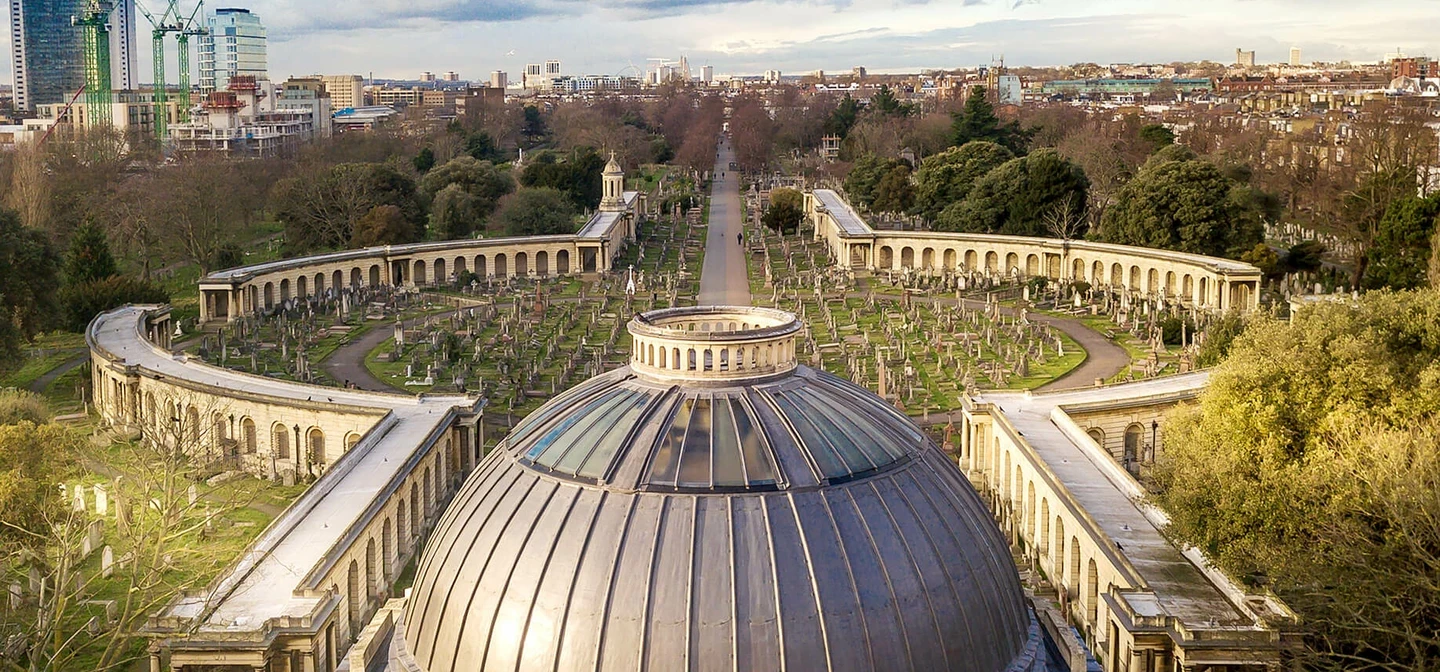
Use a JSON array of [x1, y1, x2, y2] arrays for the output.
[[93, 483, 108, 516], [8, 582, 20, 610], [101, 546, 115, 578], [72, 485, 86, 512], [187, 484, 198, 507]]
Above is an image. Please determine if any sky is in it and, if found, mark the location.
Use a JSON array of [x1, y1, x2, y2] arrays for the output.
[[10, 0, 1440, 83]]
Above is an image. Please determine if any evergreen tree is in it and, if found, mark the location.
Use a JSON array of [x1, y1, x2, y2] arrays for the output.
[[912, 141, 1014, 221], [824, 94, 861, 139], [1364, 195, 1439, 290], [936, 149, 1088, 237], [65, 221, 118, 285], [950, 86, 1031, 154], [413, 147, 436, 174]]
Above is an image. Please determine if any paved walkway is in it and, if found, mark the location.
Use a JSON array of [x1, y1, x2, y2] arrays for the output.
[[698, 137, 751, 306]]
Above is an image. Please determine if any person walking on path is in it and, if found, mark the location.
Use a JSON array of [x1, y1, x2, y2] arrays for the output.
[[737, 232, 743, 246]]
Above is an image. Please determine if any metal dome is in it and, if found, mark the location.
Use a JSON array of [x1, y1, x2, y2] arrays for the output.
[[402, 307, 1038, 672]]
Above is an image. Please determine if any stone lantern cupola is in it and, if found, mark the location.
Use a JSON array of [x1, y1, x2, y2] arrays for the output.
[[599, 151, 625, 212]]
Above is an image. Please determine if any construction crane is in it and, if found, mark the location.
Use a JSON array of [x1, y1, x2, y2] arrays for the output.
[[136, 0, 183, 142], [175, 0, 207, 122], [71, 0, 116, 130]]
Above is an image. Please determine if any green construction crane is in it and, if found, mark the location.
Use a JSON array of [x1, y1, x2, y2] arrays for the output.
[[176, 0, 207, 122], [71, 0, 116, 130], [136, 0, 182, 142]]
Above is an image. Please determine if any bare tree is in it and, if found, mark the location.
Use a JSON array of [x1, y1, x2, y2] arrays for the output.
[[6, 143, 49, 231]]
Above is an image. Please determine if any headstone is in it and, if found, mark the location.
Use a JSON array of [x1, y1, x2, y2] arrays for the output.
[[8, 582, 20, 610], [101, 546, 115, 578], [72, 485, 86, 512], [93, 483, 108, 516], [187, 484, 198, 507]]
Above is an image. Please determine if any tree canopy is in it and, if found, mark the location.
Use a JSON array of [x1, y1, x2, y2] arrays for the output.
[[1095, 156, 1265, 258], [763, 188, 805, 233], [271, 162, 425, 253], [419, 156, 514, 235], [0, 209, 61, 360], [519, 149, 604, 211], [935, 148, 1089, 237], [64, 221, 118, 285], [1363, 195, 1438, 290], [950, 86, 1030, 154], [1153, 289, 1440, 669], [912, 141, 1015, 221], [844, 154, 909, 209], [494, 188, 578, 237]]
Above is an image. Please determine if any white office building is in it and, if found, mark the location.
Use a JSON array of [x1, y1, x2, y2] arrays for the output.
[[197, 7, 267, 94]]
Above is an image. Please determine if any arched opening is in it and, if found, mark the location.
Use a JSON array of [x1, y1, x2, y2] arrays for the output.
[[964, 249, 978, 270], [350, 268, 362, 287], [516, 252, 529, 276], [1086, 558, 1099, 623], [316, 273, 327, 296], [900, 247, 915, 268], [1110, 263, 1123, 287], [454, 256, 467, 275], [272, 423, 290, 459], [921, 247, 934, 268], [557, 250, 570, 274], [1147, 268, 1160, 294], [495, 254, 508, 277], [409, 483, 419, 541], [280, 278, 291, 302], [346, 432, 362, 449], [1164, 271, 1176, 297], [397, 498, 409, 552], [1068, 538, 1081, 599], [331, 270, 342, 293], [1128, 265, 1141, 290], [1039, 499, 1050, 556], [346, 560, 360, 637], [878, 246, 893, 269], [422, 467, 432, 520], [1072, 258, 1085, 280], [242, 418, 256, 454], [1092, 261, 1104, 285], [1124, 424, 1143, 475], [1199, 277, 1209, 306], [433, 258, 446, 285], [413, 260, 427, 286], [943, 249, 956, 269], [368, 264, 381, 286], [263, 282, 275, 309], [985, 251, 999, 272], [308, 428, 326, 467], [297, 275, 307, 298], [382, 518, 394, 582], [1025, 254, 1040, 276], [1053, 518, 1065, 581], [186, 405, 200, 445], [1025, 481, 1037, 541], [475, 255, 487, 277], [536, 251, 549, 276], [1005, 252, 1020, 275], [366, 538, 378, 600], [1086, 427, 1104, 447], [1183, 274, 1194, 300]]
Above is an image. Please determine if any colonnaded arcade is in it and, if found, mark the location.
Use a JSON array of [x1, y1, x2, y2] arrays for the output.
[[85, 160, 1295, 672]]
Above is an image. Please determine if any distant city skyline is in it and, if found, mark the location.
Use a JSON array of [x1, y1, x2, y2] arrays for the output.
[[4, 0, 1437, 86]]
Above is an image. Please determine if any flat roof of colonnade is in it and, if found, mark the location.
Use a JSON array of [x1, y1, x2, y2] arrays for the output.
[[810, 189, 1261, 278], [89, 306, 481, 637], [974, 375, 1291, 630], [202, 190, 639, 286]]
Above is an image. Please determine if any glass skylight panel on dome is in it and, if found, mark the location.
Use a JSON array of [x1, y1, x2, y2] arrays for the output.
[[506, 374, 616, 449], [525, 389, 656, 477], [645, 394, 780, 489]]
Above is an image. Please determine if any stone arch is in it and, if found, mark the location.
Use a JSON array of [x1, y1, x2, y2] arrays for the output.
[[422, 467, 433, 519], [316, 273, 327, 296], [878, 246, 894, 269], [396, 498, 409, 551], [1182, 274, 1194, 300], [433, 258, 446, 285], [368, 264, 381, 286], [1124, 423, 1144, 473], [1047, 254, 1061, 278], [350, 268, 362, 287], [1092, 261, 1104, 285], [1165, 271, 1176, 297], [1086, 558, 1099, 623], [297, 275, 307, 298], [332, 270, 342, 292], [557, 249, 570, 274], [1025, 481, 1037, 541], [346, 432, 362, 449], [186, 405, 200, 444], [1053, 518, 1065, 580], [413, 260, 427, 286], [242, 417, 256, 454], [1025, 254, 1040, 276], [536, 251, 549, 276], [1039, 498, 1050, 556], [943, 249, 956, 270], [272, 423, 290, 459], [1110, 263, 1124, 287], [516, 252, 529, 276], [1128, 265, 1141, 290], [1147, 268, 1160, 294], [964, 249, 977, 270], [1005, 252, 1020, 275], [1068, 537, 1081, 598], [382, 518, 394, 582], [263, 282, 275, 309], [1198, 276, 1209, 306], [409, 482, 419, 542], [366, 537, 378, 598], [347, 560, 361, 636], [495, 253, 508, 277], [921, 247, 934, 269], [985, 251, 999, 272], [671, 347, 680, 370], [475, 254, 487, 277], [308, 427, 326, 467], [454, 256, 467, 275], [280, 278, 291, 302], [900, 247, 914, 268], [1072, 258, 1085, 280], [1086, 427, 1105, 448]]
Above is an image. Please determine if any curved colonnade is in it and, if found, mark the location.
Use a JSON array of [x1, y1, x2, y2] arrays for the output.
[[806, 189, 1262, 313], [88, 305, 484, 671], [199, 191, 642, 324]]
